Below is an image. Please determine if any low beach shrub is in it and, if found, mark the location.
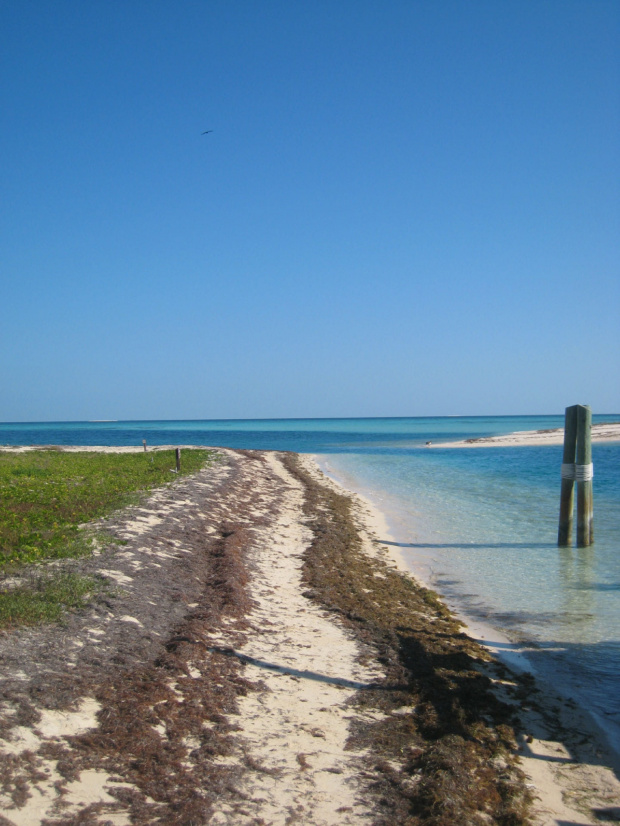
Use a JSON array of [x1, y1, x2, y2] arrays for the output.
[[0, 448, 215, 569], [0, 448, 216, 630], [0, 571, 99, 628]]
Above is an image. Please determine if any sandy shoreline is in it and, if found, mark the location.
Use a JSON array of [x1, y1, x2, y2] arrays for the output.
[[430, 421, 620, 448], [313, 451, 616, 689], [0, 447, 619, 824], [312, 457, 620, 821]]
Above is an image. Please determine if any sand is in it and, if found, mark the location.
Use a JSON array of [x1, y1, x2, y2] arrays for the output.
[[431, 421, 620, 448], [0, 448, 388, 824], [0, 447, 619, 824], [309, 458, 620, 825]]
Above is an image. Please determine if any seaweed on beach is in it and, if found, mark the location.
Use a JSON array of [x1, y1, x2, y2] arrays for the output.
[[0, 448, 538, 824], [282, 453, 533, 826], [0, 452, 263, 825]]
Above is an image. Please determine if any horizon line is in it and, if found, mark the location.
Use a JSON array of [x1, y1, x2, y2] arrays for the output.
[[2, 412, 620, 426]]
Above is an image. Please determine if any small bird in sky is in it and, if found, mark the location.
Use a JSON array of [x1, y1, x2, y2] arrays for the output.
[[201, 130, 213, 135]]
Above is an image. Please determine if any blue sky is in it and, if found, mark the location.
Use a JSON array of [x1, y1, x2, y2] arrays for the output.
[[1, 0, 618, 420]]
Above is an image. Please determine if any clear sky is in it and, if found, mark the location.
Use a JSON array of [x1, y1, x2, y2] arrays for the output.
[[1, 0, 618, 421]]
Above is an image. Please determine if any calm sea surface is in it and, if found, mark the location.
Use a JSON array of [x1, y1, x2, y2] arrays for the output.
[[2, 415, 619, 747]]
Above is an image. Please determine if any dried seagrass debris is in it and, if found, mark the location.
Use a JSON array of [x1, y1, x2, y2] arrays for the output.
[[282, 453, 533, 826]]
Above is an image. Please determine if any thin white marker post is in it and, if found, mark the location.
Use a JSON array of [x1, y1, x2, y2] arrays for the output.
[[175, 448, 181, 473]]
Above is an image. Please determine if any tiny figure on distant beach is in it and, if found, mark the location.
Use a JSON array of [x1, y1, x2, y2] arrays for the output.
[[425, 441, 432, 446]]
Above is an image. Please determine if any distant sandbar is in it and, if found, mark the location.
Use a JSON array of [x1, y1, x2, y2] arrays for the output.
[[431, 421, 620, 448]]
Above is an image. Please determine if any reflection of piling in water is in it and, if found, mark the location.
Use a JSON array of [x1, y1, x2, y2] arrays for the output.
[[558, 545, 595, 639], [558, 404, 593, 547]]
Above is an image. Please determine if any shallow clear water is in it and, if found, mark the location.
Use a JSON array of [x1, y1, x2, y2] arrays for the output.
[[2, 415, 619, 745], [318, 441, 620, 739]]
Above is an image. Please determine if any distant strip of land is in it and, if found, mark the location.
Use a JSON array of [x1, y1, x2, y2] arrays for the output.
[[430, 421, 620, 448]]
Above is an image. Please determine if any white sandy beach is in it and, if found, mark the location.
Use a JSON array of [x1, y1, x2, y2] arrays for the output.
[[310, 454, 620, 825], [0, 446, 619, 824], [431, 421, 620, 448]]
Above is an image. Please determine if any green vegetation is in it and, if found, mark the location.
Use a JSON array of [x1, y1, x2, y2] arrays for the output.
[[0, 448, 216, 628], [0, 571, 99, 627], [0, 448, 215, 568]]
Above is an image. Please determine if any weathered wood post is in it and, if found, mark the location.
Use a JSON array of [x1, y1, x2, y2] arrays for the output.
[[576, 405, 594, 547], [175, 448, 181, 473], [143, 439, 147, 452], [558, 405, 578, 546], [558, 405, 594, 547]]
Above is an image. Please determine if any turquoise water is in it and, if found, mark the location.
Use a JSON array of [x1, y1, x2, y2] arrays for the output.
[[2, 415, 619, 746], [317, 440, 620, 747], [2, 413, 613, 450]]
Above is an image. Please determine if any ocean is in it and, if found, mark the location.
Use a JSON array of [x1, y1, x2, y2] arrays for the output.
[[2, 415, 619, 749]]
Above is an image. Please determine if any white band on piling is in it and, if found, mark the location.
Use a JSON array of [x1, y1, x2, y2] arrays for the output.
[[575, 463, 594, 481], [561, 463, 593, 481]]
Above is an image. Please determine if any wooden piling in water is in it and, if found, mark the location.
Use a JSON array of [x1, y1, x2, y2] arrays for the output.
[[558, 405, 578, 546], [558, 404, 594, 547], [576, 405, 594, 547]]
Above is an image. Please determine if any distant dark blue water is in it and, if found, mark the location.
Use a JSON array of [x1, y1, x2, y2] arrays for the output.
[[2, 415, 619, 750], [0, 413, 616, 452]]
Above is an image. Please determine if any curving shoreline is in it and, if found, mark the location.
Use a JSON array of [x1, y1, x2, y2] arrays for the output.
[[0, 447, 619, 824], [313, 455, 620, 822]]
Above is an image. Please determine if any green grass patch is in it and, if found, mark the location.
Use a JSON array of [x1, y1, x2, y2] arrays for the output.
[[0, 572, 99, 628], [0, 448, 217, 569]]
